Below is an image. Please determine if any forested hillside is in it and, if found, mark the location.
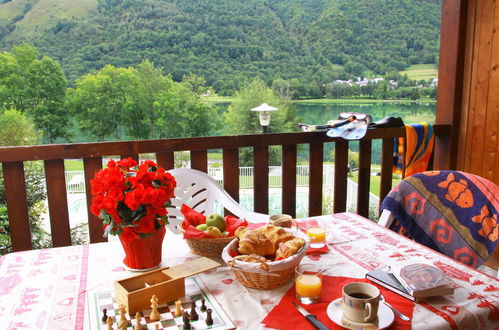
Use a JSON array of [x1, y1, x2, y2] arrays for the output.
[[0, 0, 441, 95]]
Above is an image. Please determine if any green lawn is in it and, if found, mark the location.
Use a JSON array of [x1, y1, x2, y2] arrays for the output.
[[3, 0, 96, 38], [202, 95, 235, 103], [400, 64, 438, 81], [349, 172, 401, 196], [64, 160, 84, 171]]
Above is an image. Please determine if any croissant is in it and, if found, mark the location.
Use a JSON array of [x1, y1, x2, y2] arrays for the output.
[[275, 237, 306, 259], [258, 225, 295, 247], [229, 254, 270, 271], [237, 229, 275, 256], [235, 226, 249, 239]]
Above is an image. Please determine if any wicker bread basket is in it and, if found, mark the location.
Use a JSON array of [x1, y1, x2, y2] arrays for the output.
[[179, 221, 235, 257], [221, 230, 309, 289]]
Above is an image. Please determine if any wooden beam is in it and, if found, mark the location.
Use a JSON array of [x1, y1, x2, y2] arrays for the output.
[[435, 0, 469, 170]]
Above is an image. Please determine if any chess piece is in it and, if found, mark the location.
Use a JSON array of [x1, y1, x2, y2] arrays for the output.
[[155, 324, 159, 330], [200, 299, 207, 312], [205, 308, 213, 326], [182, 311, 190, 324], [183, 316, 191, 330], [134, 312, 142, 330], [119, 318, 128, 330], [106, 316, 113, 330], [174, 300, 183, 317], [189, 304, 199, 321], [119, 304, 127, 324], [150, 295, 160, 322], [102, 308, 108, 323]]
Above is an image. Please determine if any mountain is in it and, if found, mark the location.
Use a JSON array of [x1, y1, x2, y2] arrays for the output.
[[0, 0, 441, 95]]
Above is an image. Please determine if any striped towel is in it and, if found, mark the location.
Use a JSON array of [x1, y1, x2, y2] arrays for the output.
[[393, 123, 435, 178], [381, 171, 499, 268]]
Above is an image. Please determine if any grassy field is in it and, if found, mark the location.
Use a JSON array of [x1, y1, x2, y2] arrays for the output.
[[1, 0, 96, 38], [400, 64, 438, 81], [64, 160, 84, 171], [202, 95, 235, 103], [349, 172, 401, 196]]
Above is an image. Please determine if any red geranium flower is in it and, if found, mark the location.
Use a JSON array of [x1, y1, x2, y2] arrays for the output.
[[90, 158, 176, 240]]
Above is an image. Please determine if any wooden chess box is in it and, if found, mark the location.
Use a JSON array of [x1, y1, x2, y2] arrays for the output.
[[114, 257, 220, 314]]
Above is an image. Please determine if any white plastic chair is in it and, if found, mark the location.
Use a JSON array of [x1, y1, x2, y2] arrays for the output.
[[166, 168, 269, 233]]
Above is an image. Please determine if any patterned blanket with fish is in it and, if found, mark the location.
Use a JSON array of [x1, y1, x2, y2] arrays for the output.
[[381, 170, 499, 267]]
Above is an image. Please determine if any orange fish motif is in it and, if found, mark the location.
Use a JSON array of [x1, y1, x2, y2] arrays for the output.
[[472, 206, 498, 242], [438, 173, 474, 208]]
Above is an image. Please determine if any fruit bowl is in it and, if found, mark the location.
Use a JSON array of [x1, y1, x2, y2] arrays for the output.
[[178, 221, 235, 257]]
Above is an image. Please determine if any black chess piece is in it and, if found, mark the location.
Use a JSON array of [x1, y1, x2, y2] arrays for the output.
[[183, 318, 192, 330], [205, 308, 213, 326], [189, 304, 199, 321], [102, 308, 108, 323], [183, 311, 190, 324], [200, 299, 207, 312]]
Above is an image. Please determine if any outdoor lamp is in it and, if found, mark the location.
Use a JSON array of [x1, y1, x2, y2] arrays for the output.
[[251, 103, 278, 133]]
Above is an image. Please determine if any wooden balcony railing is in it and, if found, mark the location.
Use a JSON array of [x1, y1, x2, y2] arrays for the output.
[[0, 125, 451, 252]]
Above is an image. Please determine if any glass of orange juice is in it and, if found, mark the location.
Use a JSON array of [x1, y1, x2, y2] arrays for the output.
[[306, 226, 326, 248], [295, 264, 323, 304]]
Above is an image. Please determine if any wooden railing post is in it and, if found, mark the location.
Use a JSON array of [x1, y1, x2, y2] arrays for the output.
[[3, 162, 32, 251], [44, 159, 71, 247], [309, 142, 324, 216]]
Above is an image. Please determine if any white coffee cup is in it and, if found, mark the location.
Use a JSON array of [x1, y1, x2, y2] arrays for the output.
[[342, 282, 380, 323]]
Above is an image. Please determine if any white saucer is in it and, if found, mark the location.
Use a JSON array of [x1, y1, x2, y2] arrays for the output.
[[123, 263, 161, 273], [326, 298, 394, 330]]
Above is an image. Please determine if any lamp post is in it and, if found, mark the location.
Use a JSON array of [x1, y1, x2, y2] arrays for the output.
[[251, 103, 278, 133]]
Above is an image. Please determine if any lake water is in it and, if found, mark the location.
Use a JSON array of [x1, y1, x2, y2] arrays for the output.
[[294, 101, 436, 126]]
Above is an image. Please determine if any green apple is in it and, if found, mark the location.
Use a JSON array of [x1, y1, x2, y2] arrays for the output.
[[206, 213, 226, 231], [205, 226, 224, 237], [196, 224, 208, 231]]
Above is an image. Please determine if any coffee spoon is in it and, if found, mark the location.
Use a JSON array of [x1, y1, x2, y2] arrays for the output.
[[380, 294, 410, 321]]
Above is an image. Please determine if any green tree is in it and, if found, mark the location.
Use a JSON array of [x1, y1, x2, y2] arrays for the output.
[[0, 44, 35, 112], [154, 82, 217, 138], [0, 44, 69, 142], [26, 56, 69, 143], [182, 73, 208, 95], [68, 65, 137, 141], [123, 60, 172, 139]]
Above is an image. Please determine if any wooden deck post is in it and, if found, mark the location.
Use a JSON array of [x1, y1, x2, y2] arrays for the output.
[[434, 0, 468, 170]]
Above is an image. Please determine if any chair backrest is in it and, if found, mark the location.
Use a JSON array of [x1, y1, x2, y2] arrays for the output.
[[165, 168, 268, 233], [380, 170, 499, 269]]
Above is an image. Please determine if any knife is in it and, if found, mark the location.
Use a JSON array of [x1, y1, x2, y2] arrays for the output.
[[291, 302, 330, 330]]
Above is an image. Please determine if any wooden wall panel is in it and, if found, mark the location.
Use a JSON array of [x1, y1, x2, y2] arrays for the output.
[[457, 0, 499, 184]]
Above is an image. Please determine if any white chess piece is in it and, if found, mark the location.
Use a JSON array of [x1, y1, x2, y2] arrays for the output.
[[106, 316, 113, 330], [134, 312, 141, 330], [150, 295, 160, 322], [174, 300, 183, 317]]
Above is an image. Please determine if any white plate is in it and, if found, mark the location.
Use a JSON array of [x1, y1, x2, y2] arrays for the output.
[[326, 298, 395, 330]]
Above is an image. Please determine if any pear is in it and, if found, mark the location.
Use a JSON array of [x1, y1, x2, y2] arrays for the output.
[[196, 224, 208, 231], [205, 226, 224, 237]]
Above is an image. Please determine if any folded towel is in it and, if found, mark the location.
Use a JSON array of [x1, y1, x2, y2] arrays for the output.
[[393, 123, 435, 178]]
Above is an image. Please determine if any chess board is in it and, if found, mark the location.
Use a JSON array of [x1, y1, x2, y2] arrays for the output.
[[90, 276, 235, 329]]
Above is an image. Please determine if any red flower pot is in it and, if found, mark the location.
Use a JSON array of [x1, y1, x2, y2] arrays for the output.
[[119, 226, 166, 270]]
